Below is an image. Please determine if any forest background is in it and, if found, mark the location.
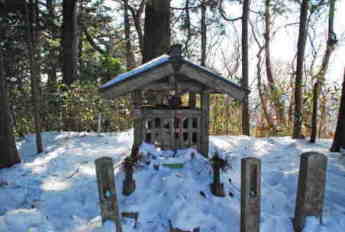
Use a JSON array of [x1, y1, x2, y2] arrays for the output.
[[1, 0, 345, 155]]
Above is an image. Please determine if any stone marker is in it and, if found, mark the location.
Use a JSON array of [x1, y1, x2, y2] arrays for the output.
[[241, 157, 261, 232], [95, 157, 122, 232], [123, 157, 136, 196], [293, 152, 327, 232]]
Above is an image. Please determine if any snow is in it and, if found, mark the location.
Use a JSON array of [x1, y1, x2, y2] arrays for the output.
[[1, 131, 345, 232], [100, 55, 170, 89]]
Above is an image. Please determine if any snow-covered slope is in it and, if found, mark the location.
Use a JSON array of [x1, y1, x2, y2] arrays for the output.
[[0, 131, 344, 232]]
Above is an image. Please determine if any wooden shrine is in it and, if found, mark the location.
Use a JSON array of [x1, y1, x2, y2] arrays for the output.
[[99, 45, 249, 156]]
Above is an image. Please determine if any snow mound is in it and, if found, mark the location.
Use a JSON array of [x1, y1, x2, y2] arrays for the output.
[[0, 132, 344, 232]]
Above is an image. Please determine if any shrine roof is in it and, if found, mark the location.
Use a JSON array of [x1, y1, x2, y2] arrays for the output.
[[100, 55, 170, 90], [99, 46, 249, 101]]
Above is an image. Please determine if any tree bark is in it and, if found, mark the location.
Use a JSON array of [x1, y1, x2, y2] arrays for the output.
[[330, 68, 345, 152], [330, 68, 345, 151], [142, 0, 170, 106], [0, 52, 21, 168], [127, 0, 145, 57], [143, 0, 170, 63], [310, 0, 337, 143], [124, 0, 135, 70], [241, 0, 251, 136], [293, 0, 309, 139], [201, 1, 206, 66], [46, 0, 58, 131], [257, 48, 275, 133], [250, 19, 275, 134], [62, 0, 79, 85], [191, 0, 207, 111], [264, 0, 286, 126], [46, 0, 58, 91], [26, 0, 43, 153], [318, 95, 326, 138], [310, 82, 319, 143]]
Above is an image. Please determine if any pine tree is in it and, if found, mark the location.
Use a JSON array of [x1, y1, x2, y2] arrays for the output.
[[0, 53, 21, 168]]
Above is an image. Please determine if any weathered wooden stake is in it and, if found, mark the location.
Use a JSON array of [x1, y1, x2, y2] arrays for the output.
[[130, 144, 139, 161], [241, 157, 261, 232], [210, 155, 225, 197], [293, 152, 327, 232], [97, 113, 102, 133], [95, 157, 122, 232], [123, 157, 136, 196]]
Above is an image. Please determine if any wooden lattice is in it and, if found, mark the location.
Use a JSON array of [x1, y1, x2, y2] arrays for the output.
[[141, 109, 201, 150]]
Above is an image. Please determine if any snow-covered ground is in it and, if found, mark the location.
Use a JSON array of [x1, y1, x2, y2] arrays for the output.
[[1, 131, 345, 232]]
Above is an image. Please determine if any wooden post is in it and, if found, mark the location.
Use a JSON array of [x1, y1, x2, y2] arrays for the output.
[[241, 157, 261, 232], [293, 152, 327, 232], [95, 157, 122, 232], [97, 113, 102, 133], [200, 92, 209, 157], [189, 93, 196, 108], [210, 155, 225, 197], [132, 90, 143, 147], [122, 157, 136, 196]]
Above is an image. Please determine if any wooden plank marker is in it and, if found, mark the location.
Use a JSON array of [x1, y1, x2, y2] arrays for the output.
[[95, 157, 122, 232], [210, 154, 226, 197], [293, 152, 327, 232], [122, 157, 136, 196], [241, 157, 261, 232]]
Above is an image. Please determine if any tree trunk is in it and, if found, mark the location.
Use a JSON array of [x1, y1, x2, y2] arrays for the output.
[[257, 48, 275, 134], [310, 82, 319, 143], [264, 0, 286, 126], [288, 67, 295, 129], [330, 68, 345, 152], [310, 0, 337, 143], [26, 0, 43, 153], [142, 0, 170, 106], [46, 0, 59, 131], [143, 0, 170, 63], [46, 0, 58, 91], [318, 95, 326, 138], [293, 0, 309, 139], [127, 0, 145, 57], [0, 53, 21, 168], [124, 0, 135, 70], [62, 0, 79, 85], [241, 0, 251, 136], [201, 1, 206, 66], [190, 0, 207, 113]]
